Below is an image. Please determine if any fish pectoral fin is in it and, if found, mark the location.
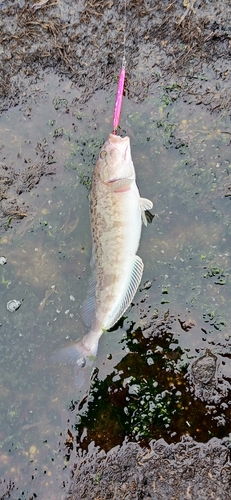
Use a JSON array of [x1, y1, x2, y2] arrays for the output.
[[140, 197, 153, 226], [106, 255, 144, 330], [108, 178, 133, 193], [140, 197, 153, 210]]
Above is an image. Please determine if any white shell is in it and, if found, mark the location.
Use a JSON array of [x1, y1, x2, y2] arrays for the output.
[[7, 300, 21, 312]]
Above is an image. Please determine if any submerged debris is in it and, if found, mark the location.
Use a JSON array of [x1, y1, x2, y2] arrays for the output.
[[0, 256, 7, 265]]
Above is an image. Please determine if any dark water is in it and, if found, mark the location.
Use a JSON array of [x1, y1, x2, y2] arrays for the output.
[[0, 71, 231, 499]]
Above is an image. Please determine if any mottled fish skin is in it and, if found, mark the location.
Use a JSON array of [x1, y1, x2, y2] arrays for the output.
[[53, 133, 153, 373]]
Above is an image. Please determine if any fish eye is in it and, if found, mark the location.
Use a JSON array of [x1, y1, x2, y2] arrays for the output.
[[100, 150, 107, 159]]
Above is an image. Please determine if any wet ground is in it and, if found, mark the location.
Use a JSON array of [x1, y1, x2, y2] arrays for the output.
[[67, 437, 231, 500], [1, 0, 231, 499]]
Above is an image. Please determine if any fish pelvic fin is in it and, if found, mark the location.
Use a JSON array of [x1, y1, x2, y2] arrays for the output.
[[140, 197, 153, 226]]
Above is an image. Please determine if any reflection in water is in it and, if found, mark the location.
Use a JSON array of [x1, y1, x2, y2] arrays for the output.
[[66, 311, 231, 456]]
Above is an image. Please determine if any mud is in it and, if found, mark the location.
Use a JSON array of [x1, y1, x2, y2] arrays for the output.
[[67, 437, 231, 500], [1, 0, 231, 227], [0, 0, 231, 108], [1, 0, 231, 499], [0, 156, 56, 230]]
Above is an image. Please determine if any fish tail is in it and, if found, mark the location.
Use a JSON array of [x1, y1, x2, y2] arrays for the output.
[[51, 335, 98, 369]]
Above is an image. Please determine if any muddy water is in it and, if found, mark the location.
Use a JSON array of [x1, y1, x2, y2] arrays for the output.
[[0, 68, 231, 498]]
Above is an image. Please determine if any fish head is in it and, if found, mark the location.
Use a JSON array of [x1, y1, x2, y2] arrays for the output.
[[96, 133, 135, 184]]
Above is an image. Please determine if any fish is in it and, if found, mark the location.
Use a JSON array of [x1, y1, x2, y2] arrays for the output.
[[53, 133, 153, 371]]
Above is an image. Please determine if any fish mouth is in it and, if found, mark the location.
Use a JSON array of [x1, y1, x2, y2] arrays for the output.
[[108, 133, 129, 144], [122, 144, 129, 160], [108, 138, 129, 161]]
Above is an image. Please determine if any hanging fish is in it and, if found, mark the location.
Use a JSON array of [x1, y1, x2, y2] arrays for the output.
[[53, 133, 153, 371]]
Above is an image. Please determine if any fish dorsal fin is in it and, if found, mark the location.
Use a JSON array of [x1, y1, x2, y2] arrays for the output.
[[105, 255, 144, 330], [82, 273, 96, 327], [140, 197, 153, 226]]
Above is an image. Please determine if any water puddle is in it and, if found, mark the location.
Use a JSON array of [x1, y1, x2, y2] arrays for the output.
[[0, 70, 231, 498]]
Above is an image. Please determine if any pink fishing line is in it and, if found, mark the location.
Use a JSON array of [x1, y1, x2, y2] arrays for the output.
[[113, 65, 125, 134]]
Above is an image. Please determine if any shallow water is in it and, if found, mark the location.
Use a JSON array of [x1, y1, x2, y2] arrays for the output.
[[0, 70, 231, 498]]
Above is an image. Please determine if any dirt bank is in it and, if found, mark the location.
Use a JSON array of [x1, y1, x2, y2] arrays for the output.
[[67, 437, 231, 500]]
